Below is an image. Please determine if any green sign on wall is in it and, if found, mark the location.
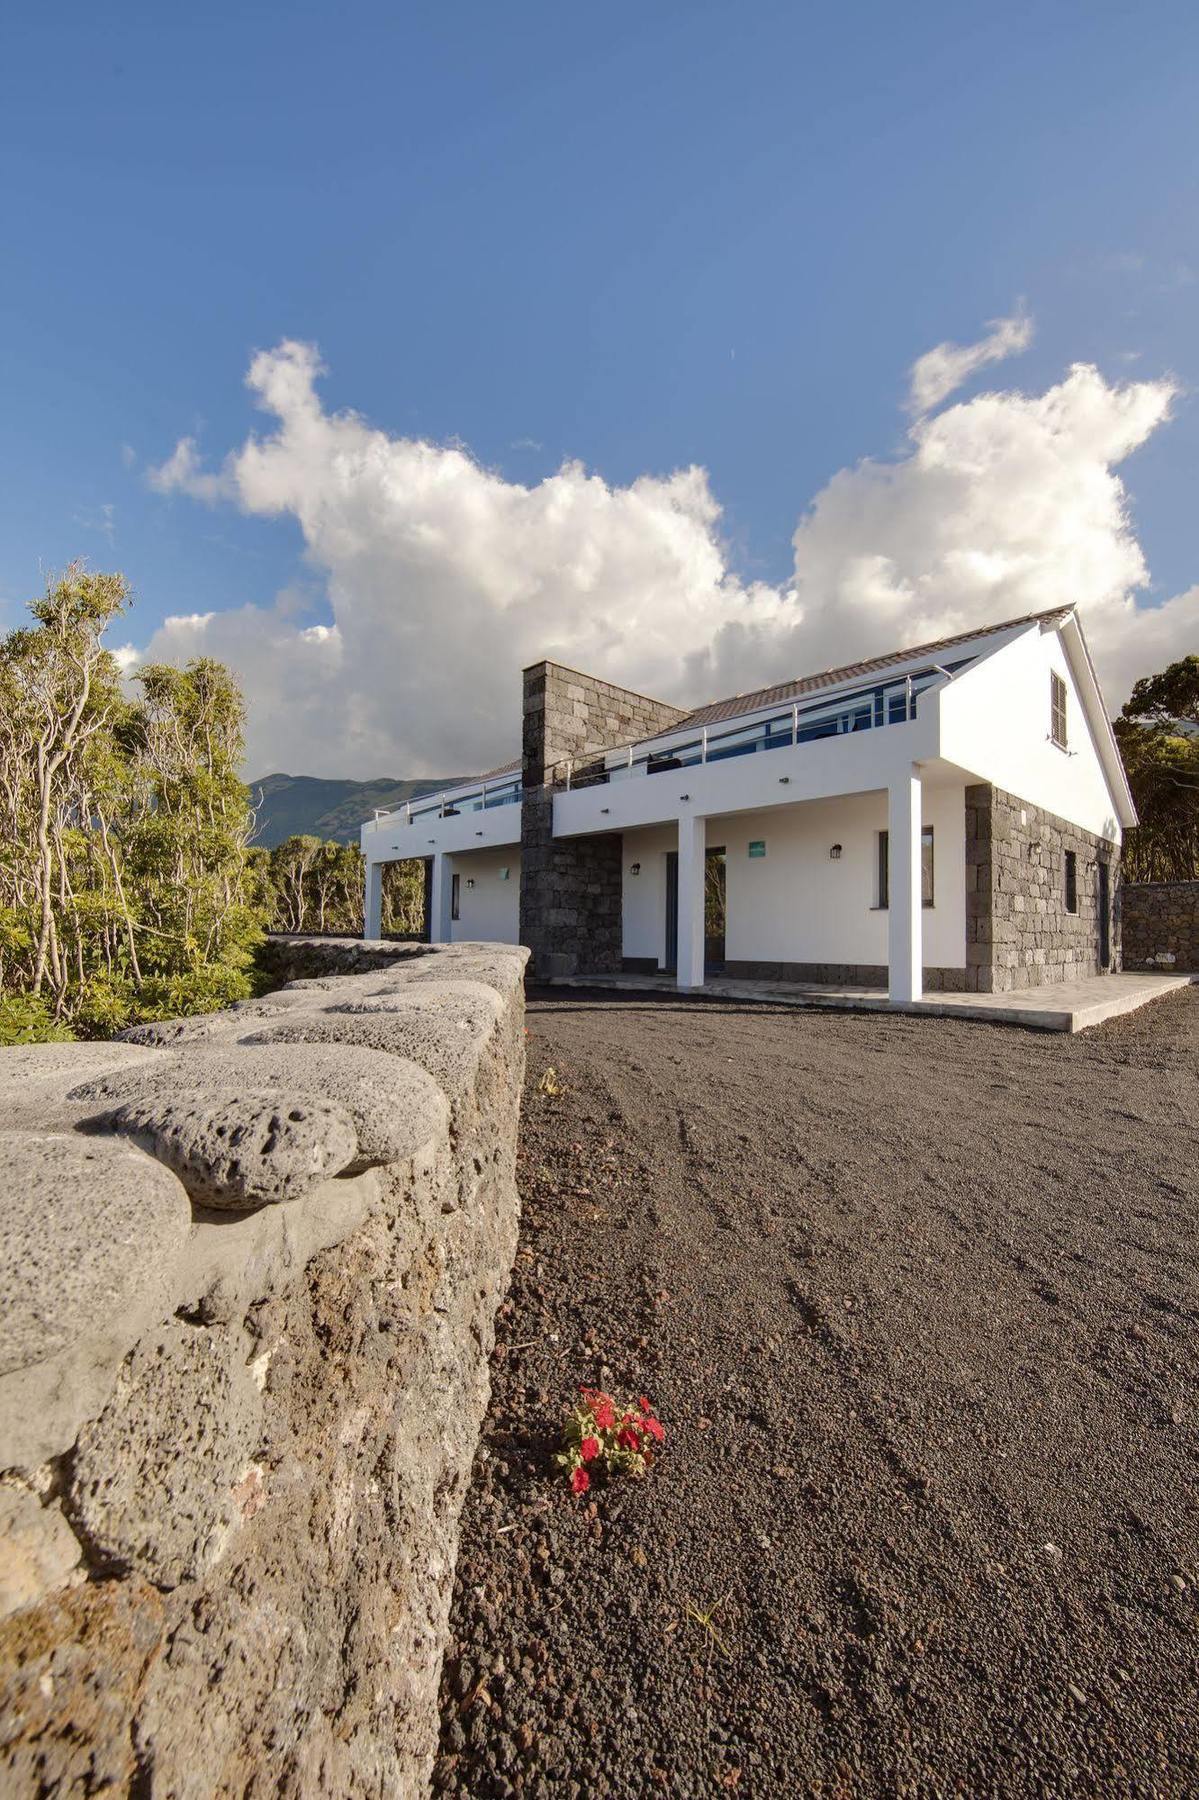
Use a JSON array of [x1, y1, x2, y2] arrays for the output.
[[748, 840, 766, 858]]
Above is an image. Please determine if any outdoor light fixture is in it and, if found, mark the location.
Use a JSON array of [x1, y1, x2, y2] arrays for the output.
[[466, 878, 475, 889], [679, 793, 690, 802], [778, 776, 790, 784], [630, 862, 641, 876], [601, 806, 610, 814], [476, 829, 484, 836], [830, 844, 842, 859]]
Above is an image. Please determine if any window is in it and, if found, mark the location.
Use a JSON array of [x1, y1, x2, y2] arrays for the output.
[[1051, 671, 1068, 749], [1064, 850, 1077, 914], [450, 871, 460, 921], [877, 828, 934, 908]]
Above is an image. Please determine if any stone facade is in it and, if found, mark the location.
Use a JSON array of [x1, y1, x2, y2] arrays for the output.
[[1122, 881, 1199, 973], [519, 662, 686, 978], [965, 784, 1119, 992], [0, 940, 528, 1797]]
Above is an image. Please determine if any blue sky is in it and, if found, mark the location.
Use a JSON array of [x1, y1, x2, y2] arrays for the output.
[[1, 1, 1196, 775]]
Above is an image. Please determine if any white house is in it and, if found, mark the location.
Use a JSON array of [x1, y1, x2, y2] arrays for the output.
[[361, 606, 1136, 1002]]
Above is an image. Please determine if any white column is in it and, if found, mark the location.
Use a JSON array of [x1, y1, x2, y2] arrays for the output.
[[676, 813, 707, 990], [888, 770, 923, 1004], [429, 853, 453, 944], [363, 858, 384, 941]]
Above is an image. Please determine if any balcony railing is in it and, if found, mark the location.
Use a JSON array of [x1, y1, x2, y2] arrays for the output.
[[373, 774, 523, 827], [555, 659, 969, 790]]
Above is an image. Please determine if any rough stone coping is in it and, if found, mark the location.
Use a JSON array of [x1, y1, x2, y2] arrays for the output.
[[70, 1043, 449, 1196], [0, 1132, 192, 1380]]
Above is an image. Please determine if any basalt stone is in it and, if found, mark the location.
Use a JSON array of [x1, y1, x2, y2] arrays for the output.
[[0, 1131, 191, 1381], [69, 1042, 448, 1175], [104, 1091, 361, 1210]]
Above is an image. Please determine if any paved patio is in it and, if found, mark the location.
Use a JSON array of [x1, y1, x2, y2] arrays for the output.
[[543, 967, 1194, 1032]]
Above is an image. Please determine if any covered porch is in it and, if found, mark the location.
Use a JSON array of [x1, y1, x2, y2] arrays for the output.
[[614, 772, 962, 1003]]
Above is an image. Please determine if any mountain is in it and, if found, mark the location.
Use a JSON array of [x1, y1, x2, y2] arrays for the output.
[[249, 772, 470, 848]]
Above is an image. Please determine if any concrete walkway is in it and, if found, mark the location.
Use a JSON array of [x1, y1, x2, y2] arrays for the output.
[[543, 968, 1194, 1033]]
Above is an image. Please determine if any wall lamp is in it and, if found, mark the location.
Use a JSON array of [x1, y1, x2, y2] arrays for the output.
[[630, 862, 641, 876], [466, 878, 475, 889], [476, 829, 484, 837], [778, 776, 790, 785], [679, 793, 690, 802], [830, 843, 843, 860], [601, 806, 610, 814]]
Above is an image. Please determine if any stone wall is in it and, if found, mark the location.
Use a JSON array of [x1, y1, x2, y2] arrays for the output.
[[0, 939, 528, 1797], [519, 662, 687, 979], [1122, 881, 1199, 973], [965, 785, 1119, 992]]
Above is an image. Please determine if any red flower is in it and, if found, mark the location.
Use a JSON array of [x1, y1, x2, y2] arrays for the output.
[[642, 1415, 665, 1443], [571, 1466, 590, 1495], [617, 1425, 643, 1452], [580, 1436, 600, 1462], [639, 1395, 652, 1413], [593, 1398, 616, 1430]]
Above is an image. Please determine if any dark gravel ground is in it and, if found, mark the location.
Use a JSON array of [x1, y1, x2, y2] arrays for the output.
[[434, 986, 1199, 1798]]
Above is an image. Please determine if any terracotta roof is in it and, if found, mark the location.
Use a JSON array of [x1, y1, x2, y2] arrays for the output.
[[665, 607, 1074, 733]]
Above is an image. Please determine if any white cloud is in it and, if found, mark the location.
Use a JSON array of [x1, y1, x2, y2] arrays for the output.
[[146, 436, 236, 502], [138, 333, 1196, 778], [907, 309, 1033, 417]]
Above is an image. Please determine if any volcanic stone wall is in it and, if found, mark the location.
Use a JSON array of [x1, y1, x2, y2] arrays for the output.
[[519, 662, 686, 978], [1121, 880, 1199, 973], [0, 939, 528, 1798], [965, 784, 1119, 992]]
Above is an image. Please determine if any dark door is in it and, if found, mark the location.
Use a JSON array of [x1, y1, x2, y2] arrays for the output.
[[1098, 860, 1111, 970], [705, 847, 726, 974], [664, 851, 678, 971]]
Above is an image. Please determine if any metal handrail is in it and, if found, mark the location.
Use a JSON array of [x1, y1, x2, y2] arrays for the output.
[[372, 774, 523, 826], [555, 659, 967, 791]]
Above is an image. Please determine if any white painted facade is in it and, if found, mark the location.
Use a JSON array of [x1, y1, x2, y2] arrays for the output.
[[361, 610, 1135, 1001], [361, 769, 522, 943], [447, 847, 521, 944], [620, 783, 968, 973]]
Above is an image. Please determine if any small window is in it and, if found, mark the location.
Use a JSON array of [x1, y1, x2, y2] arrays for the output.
[[451, 871, 460, 921], [1051, 671, 1068, 749], [1064, 850, 1077, 913], [877, 828, 934, 908]]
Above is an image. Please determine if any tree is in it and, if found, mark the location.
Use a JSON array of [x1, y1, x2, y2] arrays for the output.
[[260, 839, 428, 938], [1116, 652, 1199, 883], [0, 565, 264, 1038]]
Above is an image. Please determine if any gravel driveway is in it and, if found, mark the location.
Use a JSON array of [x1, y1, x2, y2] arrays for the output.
[[436, 986, 1198, 1798]]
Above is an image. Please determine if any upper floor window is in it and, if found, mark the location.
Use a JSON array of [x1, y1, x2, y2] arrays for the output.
[[1050, 671, 1068, 749]]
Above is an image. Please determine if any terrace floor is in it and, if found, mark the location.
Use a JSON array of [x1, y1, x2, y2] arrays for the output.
[[545, 967, 1193, 1032]]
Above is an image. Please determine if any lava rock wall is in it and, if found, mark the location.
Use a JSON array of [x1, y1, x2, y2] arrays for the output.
[[0, 940, 528, 1797], [1122, 880, 1199, 973]]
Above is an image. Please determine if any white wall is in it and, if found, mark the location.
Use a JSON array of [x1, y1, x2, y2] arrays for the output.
[[939, 625, 1123, 842], [621, 781, 967, 971], [621, 824, 678, 963], [447, 847, 521, 944]]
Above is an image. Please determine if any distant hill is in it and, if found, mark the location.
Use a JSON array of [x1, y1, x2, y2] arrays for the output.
[[249, 772, 470, 848]]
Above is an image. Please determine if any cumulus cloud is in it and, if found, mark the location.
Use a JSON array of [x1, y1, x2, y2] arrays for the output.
[[907, 309, 1033, 416], [147, 436, 236, 502], [139, 332, 1195, 778]]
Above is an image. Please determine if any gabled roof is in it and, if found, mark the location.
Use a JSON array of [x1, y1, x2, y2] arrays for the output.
[[669, 607, 1074, 732]]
